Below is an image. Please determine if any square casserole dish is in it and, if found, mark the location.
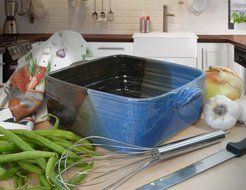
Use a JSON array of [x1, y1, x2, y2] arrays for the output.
[[46, 55, 205, 147]]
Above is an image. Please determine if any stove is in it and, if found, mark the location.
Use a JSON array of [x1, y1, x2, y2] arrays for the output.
[[234, 45, 246, 67], [234, 45, 246, 95], [2, 40, 32, 82]]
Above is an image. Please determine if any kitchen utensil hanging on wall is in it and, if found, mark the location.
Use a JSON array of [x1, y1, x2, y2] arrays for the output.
[[27, 0, 47, 21], [92, 0, 98, 19], [98, 0, 106, 21], [18, 0, 26, 15], [107, 0, 114, 21], [178, 0, 184, 5], [188, 0, 207, 15], [68, 0, 77, 7]]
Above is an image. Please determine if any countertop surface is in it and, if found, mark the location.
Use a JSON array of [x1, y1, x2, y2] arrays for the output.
[[0, 119, 245, 189], [198, 35, 246, 49], [16, 33, 134, 43], [1, 34, 246, 47], [121, 120, 246, 190], [0, 34, 245, 55]]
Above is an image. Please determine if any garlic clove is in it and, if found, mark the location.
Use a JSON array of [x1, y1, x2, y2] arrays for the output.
[[226, 100, 241, 119], [220, 115, 238, 130]]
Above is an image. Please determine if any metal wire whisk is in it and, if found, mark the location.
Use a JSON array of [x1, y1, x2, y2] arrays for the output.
[[56, 130, 226, 190]]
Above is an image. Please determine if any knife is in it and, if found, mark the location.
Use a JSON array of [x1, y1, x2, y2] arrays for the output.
[[138, 137, 246, 190]]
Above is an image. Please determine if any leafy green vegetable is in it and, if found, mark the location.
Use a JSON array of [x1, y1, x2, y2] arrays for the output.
[[232, 12, 246, 24]]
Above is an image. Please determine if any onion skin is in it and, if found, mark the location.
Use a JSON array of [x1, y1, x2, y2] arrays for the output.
[[205, 66, 243, 102]]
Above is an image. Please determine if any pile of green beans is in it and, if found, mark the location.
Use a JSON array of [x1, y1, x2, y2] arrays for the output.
[[0, 125, 94, 190]]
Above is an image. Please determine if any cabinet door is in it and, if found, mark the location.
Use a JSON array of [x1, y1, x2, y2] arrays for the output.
[[165, 58, 197, 68], [87, 42, 133, 59], [197, 43, 229, 69], [145, 58, 197, 68]]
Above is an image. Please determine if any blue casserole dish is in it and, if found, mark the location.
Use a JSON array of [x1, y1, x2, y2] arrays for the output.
[[46, 55, 205, 147]]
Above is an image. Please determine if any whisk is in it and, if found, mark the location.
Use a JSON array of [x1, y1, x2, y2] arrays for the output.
[[56, 130, 226, 190]]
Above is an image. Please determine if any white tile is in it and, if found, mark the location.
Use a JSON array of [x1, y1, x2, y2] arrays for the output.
[[0, 0, 230, 34]]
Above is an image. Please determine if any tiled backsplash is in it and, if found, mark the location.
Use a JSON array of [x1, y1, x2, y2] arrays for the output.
[[0, 0, 229, 34]]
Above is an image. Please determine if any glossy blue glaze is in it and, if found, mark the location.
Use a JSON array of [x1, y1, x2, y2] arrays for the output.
[[46, 55, 205, 147]]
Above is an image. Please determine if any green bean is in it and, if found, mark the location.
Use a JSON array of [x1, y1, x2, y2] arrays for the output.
[[34, 129, 81, 140], [17, 175, 24, 189], [18, 162, 43, 174], [46, 155, 58, 185], [69, 163, 93, 185], [51, 137, 94, 155], [39, 173, 50, 187], [0, 135, 9, 141], [0, 151, 56, 164], [0, 167, 19, 180], [12, 129, 79, 159], [60, 159, 90, 168], [0, 166, 5, 176], [25, 186, 50, 190], [0, 127, 33, 151], [49, 171, 63, 189], [0, 126, 47, 170], [18, 160, 37, 164], [16, 172, 29, 189], [34, 129, 93, 149], [18, 137, 47, 150], [0, 140, 19, 152], [42, 114, 59, 129], [13, 175, 19, 189]]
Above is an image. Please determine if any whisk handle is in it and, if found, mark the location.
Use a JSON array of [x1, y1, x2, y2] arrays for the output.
[[157, 130, 226, 159]]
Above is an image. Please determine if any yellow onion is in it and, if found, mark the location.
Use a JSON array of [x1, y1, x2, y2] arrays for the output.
[[205, 66, 243, 102]]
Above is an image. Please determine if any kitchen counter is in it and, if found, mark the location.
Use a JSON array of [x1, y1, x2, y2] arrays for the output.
[[1, 33, 246, 50], [0, 119, 245, 189], [198, 35, 246, 49], [119, 120, 246, 190], [3, 33, 246, 43], [16, 33, 134, 43]]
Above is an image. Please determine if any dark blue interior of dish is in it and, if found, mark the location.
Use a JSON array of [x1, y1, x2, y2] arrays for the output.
[[49, 54, 202, 99]]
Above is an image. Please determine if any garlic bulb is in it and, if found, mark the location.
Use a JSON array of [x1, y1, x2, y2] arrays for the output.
[[205, 66, 243, 102], [235, 98, 246, 124], [204, 95, 240, 130]]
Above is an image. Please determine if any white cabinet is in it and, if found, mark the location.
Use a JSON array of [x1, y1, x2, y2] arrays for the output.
[[197, 43, 229, 69], [133, 32, 198, 68], [165, 58, 197, 68], [146, 57, 197, 68], [87, 42, 133, 60]]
